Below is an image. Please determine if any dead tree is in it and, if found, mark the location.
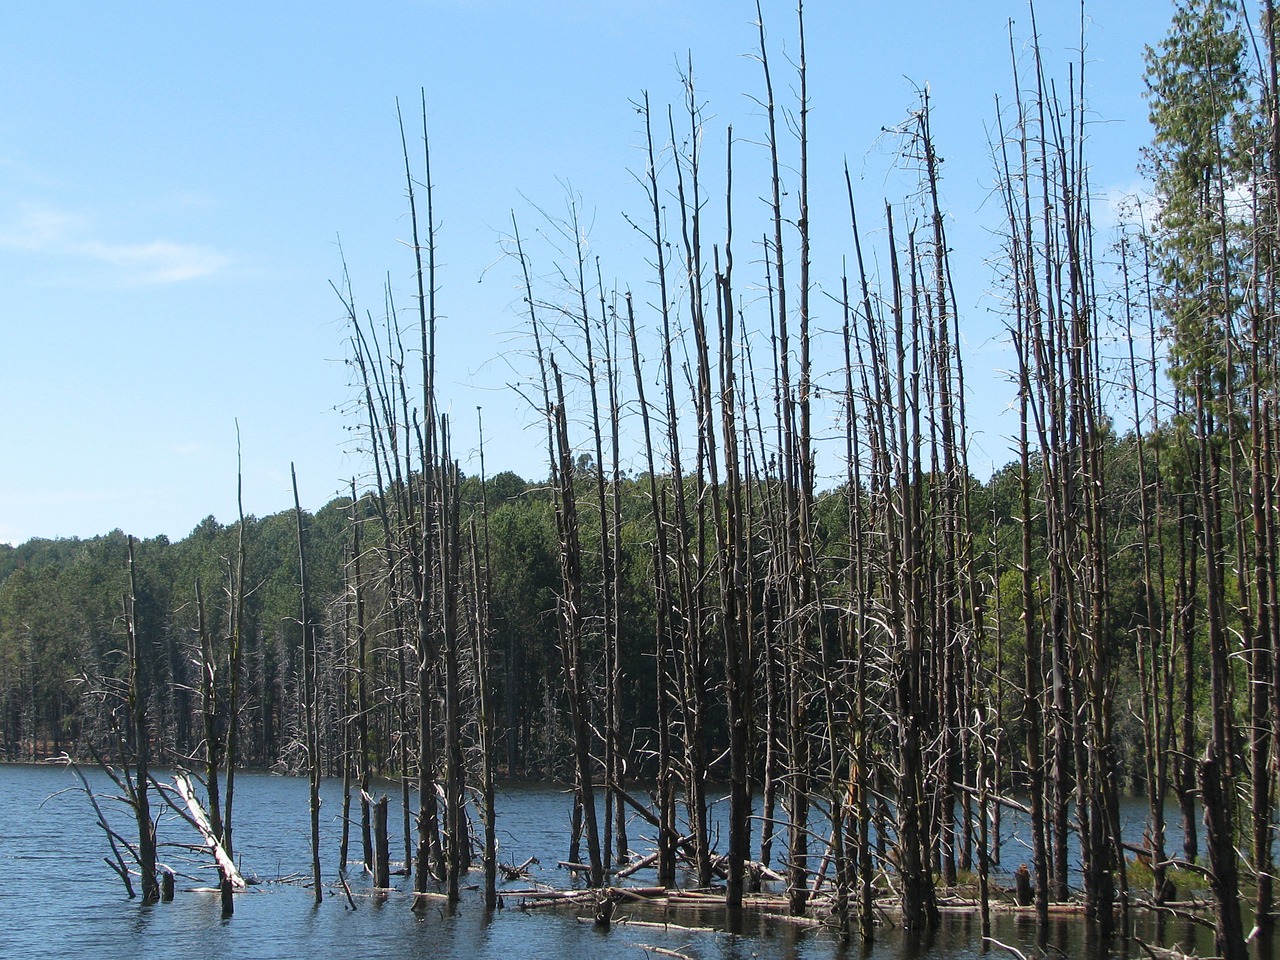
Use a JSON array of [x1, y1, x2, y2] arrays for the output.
[[125, 536, 160, 903], [470, 410, 498, 908], [293, 465, 323, 904], [549, 358, 604, 888]]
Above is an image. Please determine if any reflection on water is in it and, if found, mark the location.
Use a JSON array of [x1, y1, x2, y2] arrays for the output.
[[0, 763, 1268, 959]]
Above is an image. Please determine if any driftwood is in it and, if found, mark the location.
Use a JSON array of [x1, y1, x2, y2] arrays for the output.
[[615, 917, 721, 934], [615, 851, 659, 879], [519, 889, 595, 909], [612, 886, 668, 902], [1150, 902, 1218, 930], [1138, 941, 1224, 960], [500, 855, 538, 880], [664, 889, 795, 912], [984, 937, 1030, 960], [736, 858, 784, 884], [337, 874, 357, 910], [172, 772, 246, 889], [636, 946, 695, 960]]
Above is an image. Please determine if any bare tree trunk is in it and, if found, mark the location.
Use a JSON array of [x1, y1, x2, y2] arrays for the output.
[[222, 425, 248, 872], [550, 360, 604, 888], [666, 73, 713, 891], [624, 289, 679, 887], [437, 438, 465, 903], [124, 536, 159, 903], [632, 97, 681, 886], [397, 95, 444, 897], [293, 465, 323, 905], [350, 479, 373, 873]]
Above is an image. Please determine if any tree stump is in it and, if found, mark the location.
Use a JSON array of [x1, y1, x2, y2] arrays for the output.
[[594, 891, 616, 928], [374, 796, 391, 889], [1014, 864, 1033, 906]]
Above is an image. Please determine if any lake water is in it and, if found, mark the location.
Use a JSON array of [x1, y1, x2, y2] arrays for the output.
[[0, 762, 1263, 959]]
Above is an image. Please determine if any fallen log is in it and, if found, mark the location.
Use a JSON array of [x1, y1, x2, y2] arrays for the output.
[[611, 886, 668, 902], [637, 945, 695, 960], [616, 852, 659, 879], [1137, 941, 1224, 960], [984, 937, 1030, 960], [615, 917, 721, 934], [519, 889, 595, 909]]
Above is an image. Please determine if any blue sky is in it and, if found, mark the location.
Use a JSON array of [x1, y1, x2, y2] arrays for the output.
[[1, 1, 1175, 545]]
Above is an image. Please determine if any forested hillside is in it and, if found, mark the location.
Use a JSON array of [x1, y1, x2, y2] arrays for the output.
[[0, 455, 1147, 777]]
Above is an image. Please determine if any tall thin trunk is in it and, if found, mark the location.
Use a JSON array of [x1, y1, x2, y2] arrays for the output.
[[293, 465, 323, 905], [471, 411, 498, 908], [124, 536, 159, 903], [550, 359, 604, 888]]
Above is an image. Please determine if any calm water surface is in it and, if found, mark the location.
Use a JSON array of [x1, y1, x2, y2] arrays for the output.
[[0, 763, 1261, 959]]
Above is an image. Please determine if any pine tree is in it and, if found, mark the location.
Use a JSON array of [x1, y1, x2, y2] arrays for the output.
[[1144, 0, 1254, 399]]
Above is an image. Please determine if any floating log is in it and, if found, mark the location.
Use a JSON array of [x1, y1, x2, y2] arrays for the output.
[[984, 937, 1030, 960], [615, 917, 721, 934], [637, 945, 695, 960], [519, 889, 595, 909], [1138, 941, 1224, 960], [768, 912, 824, 928], [612, 886, 668, 902]]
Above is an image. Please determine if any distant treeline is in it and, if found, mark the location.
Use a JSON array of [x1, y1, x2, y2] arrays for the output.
[[0, 451, 1170, 782]]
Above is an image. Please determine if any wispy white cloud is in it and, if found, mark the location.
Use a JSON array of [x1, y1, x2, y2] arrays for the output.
[[0, 202, 86, 250], [1100, 180, 1159, 232], [0, 200, 228, 284], [80, 238, 229, 284]]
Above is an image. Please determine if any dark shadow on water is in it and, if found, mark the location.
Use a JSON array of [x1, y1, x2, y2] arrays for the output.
[[896, 925, 937, 960], [128, 900, 157, 936], [724, 903, 744, 935]]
